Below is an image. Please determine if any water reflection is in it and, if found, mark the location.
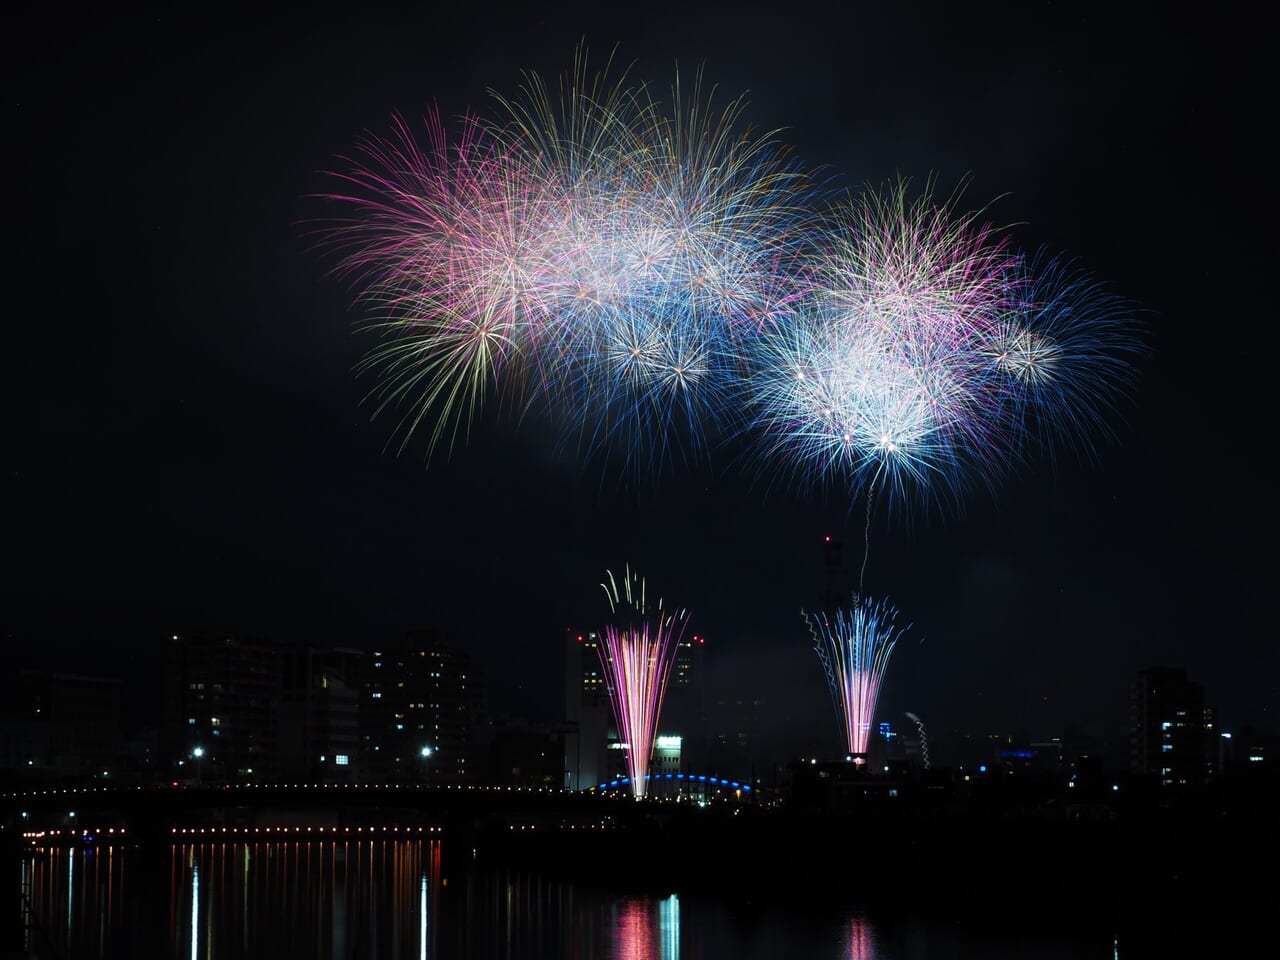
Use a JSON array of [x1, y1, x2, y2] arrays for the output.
[[847, 915, 876, 960], [20, 842, 1112, 959], [612, 894, 680, 960], [23, 840, 439, 959]]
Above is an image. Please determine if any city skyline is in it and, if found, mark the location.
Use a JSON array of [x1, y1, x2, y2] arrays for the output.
[[7, 4, 1272, 767], [1, 624, 1251, 783]]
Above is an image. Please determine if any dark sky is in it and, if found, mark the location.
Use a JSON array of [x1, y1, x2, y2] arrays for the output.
[[7, 3, 1272, 762]]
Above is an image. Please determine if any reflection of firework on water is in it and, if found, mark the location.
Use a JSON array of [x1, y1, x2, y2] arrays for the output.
[[598, 566, 690, 799], [803, 596, 912, 758], [983, 247, 1147, 469]]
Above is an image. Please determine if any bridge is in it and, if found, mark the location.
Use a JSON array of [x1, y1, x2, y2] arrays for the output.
[[0, 775, 764, 847]]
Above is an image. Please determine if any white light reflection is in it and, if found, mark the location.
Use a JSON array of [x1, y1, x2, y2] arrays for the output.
[[420, 872, 428, 960], [243, 846, 250, 955], [21, 859, 29, 955], [659, 894, 679, 960], [67, 849, 73, 936], [191, 863, 199, 960]]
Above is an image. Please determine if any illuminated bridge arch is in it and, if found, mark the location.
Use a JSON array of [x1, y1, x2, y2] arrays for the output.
[[588, 772, 754, 801]]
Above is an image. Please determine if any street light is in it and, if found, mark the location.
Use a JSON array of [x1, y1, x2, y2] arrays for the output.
[[193, 746, 205, 785]]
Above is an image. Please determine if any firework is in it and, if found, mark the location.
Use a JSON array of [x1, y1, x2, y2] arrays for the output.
[[597, 566, 691, 798], [314, 45, 816, 479], [983, 246, 1147, 469], [490, 52, 816, 478], [310, 106, 561, 458], [904, 711, 931, 770], [312, 53, 1145, 507], [743, 177, 1024, 518], [802, 596, 912, 759]]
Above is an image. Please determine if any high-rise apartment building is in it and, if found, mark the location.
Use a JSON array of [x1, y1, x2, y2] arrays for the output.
[[279, 646, 363, 782], [161, 634, 283, 782], [564, 629, 611, 790], [0, 670, 122, 781], [359, 630, 482, 785], [1130, 666, 1216, 787]]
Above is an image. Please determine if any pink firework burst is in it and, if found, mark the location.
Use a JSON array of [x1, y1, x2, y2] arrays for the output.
[[597, 566, 691, 799]]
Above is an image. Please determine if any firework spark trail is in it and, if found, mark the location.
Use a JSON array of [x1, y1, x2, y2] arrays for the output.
[[905, 711, 931, 770], [492, 55, 817, 478], [984, 247, 1147, 469], [313, 45, 819, 480], [312, 53, 1145, 510], [599, 566, 690, 799], [803, 597, 911, 758], [311, 106, 566, 458], [743, 177, 1027, 519], [747, 314, 967, 506]]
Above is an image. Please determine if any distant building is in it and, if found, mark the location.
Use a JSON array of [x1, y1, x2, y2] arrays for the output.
[[564, 629, 610, 790], [1129, 666, 1216, 787], [279, 646, 363, 782], [708, 696, 764, 780], [474, 717, 564, 788], [664, 632, 709, 770], [0, 669, 122, 783], [161, 634, 284, 782], [359, 630, 482, 785]]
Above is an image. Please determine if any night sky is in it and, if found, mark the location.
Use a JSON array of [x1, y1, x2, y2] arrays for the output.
[[7, 3, 1271, 763]]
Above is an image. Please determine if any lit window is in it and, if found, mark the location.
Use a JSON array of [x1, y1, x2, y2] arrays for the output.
[[335, 755, 350, 766], [187, 718, 196, 726]]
